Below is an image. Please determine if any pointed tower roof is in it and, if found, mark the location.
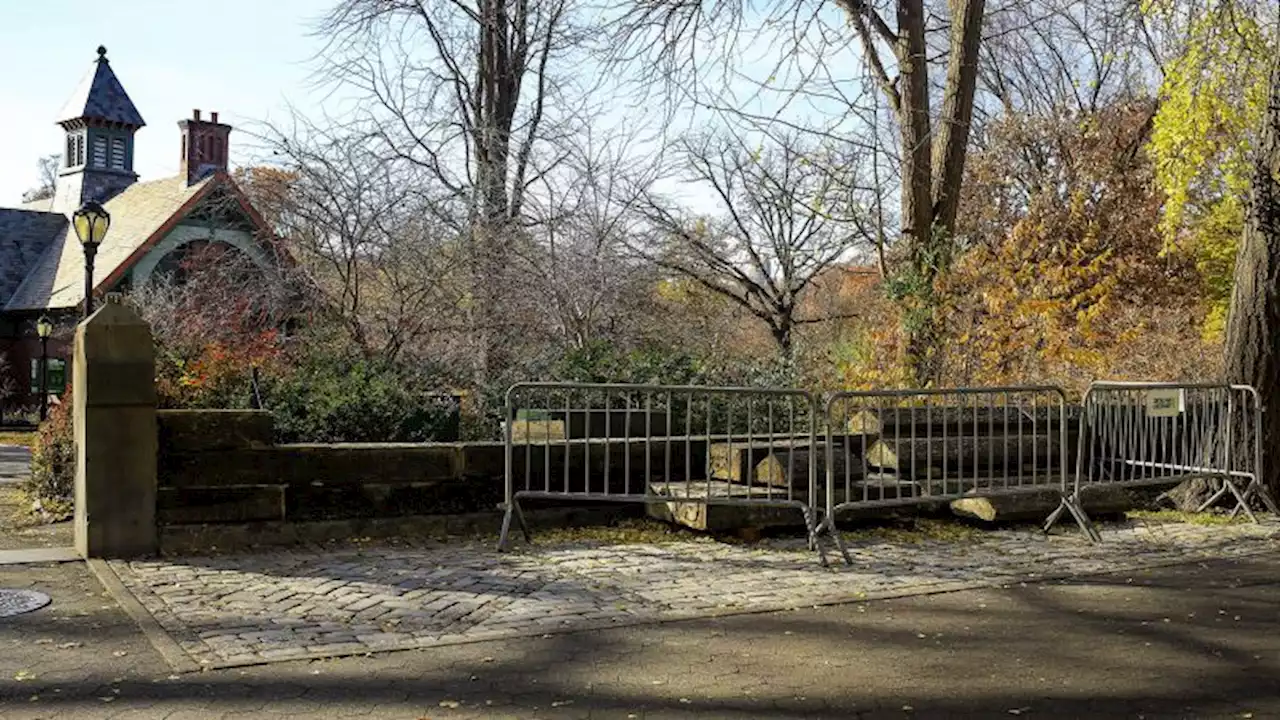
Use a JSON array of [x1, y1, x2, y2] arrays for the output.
[[56, 46, 145, 128]]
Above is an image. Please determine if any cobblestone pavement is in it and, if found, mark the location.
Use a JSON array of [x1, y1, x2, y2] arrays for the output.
[[103, 519, 1280, 671], [5, 546, 1280, 718]]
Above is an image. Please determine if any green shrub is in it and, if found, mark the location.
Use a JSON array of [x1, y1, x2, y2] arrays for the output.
[[553, 340, 706, 385], [22, 388, 74, 522], [259, 352, 459, 444]]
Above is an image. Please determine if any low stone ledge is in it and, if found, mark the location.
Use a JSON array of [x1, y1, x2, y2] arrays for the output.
[[159, 444, 462, 488], [157, 409, 274, 452], [282, 479, 502, 521], [157, 486, 285, 525]]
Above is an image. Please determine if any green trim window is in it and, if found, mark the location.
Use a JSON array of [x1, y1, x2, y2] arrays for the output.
[[30, 358, 67, 395]]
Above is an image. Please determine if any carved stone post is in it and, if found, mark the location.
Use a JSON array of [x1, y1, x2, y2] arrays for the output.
[[74, 295, 157, 558]]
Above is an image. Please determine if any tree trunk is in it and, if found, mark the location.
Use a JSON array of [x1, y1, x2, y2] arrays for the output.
[[895, 0, 934, 252], [772, 319, 794, 362], [1220, 56, 1280, 505], [930, 0, 986, 234], [894, 0, 985, 389]]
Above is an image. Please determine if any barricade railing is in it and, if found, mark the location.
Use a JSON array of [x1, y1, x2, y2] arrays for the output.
[[1044, 382, 1280, 533], [816, 386, 1090, 564], [499, 382, 824, 558], [501, 381, 1279, 565]]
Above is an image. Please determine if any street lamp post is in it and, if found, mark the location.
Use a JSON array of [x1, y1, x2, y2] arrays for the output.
[[35, 316, 52, 422], [72, 201, 111, 318]]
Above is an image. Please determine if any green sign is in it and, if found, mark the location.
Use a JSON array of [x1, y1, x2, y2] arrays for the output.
[[30, 359, 66, 395]]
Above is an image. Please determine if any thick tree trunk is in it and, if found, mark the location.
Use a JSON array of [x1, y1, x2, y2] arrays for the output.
[[896, 0, 934, 251], [1221, 57, 1280, 505], [894, 0, 985, 389], [930, 0, 986, 233], [470, 0, 522, 389], [895, 0, 939, 388]]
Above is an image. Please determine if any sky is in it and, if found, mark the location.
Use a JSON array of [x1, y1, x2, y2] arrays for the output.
[[0, 0, 873, 221], [0, 0, 326, 205]]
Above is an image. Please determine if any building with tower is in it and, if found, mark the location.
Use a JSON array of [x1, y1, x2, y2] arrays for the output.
[[0, 47, 281, 414]]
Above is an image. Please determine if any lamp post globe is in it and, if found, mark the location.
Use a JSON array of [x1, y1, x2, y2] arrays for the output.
[[35, 315, 52, 422], [72, 201, 110, 318]]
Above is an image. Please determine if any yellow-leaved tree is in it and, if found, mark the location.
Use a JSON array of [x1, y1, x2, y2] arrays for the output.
[[1149, 1, 1273, 338]]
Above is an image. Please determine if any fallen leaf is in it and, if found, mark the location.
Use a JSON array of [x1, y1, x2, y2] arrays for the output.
[[57, 642, 82, 650], [14, 670, 35, 682], [438, 700, 460, 709]]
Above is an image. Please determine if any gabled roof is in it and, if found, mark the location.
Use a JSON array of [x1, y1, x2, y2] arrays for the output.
[[0, 209, 68, 308], [4, 175, 216, 311], [56, 47, 145, 128]]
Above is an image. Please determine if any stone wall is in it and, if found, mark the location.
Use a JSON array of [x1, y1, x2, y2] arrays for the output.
[[156, 410, 507, 527]]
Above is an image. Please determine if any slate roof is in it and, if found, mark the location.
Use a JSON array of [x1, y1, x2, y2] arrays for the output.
[[0, 210, 68, 309], [4, 175, 215, 312], [56, 47, 145, 128]]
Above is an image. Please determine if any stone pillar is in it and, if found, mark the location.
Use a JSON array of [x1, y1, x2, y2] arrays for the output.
[[74, 295, 157, 558]]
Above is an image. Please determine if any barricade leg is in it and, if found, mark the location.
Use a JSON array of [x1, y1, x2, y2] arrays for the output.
[[1195, 481, 1231, 513], [800, 505, 826, 565], [497, 504, 514, 552], [1044, 493, 1101, 543], [1222, 479, 1260, 524], [1243, 480, 1280, 515], [813, 514, 852, 567], [1197, 478, 1262, 523], [496, 498, 533, 552]]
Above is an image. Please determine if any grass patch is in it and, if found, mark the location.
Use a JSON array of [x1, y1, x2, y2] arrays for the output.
[[533, 518, 698, 546], [1126, 509, 1246, 526], [0, 431, 35, 448], [838, 517, 987, 544]]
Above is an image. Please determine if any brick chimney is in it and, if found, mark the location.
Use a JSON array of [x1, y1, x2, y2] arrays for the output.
[[178, 108, 232, 186]]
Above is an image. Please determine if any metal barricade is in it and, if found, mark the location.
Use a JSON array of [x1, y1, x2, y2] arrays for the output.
[[1045, 382, 1280, 534], [817, 386, 1078, 564], [499, 382, 824, 558]]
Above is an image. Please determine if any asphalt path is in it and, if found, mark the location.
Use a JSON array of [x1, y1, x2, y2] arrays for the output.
[[1, 550, 1278, 718]]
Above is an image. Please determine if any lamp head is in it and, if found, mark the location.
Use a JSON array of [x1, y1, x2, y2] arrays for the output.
[[72, 201, 111, 249]]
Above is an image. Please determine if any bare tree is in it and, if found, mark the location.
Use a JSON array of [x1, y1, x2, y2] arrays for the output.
[[976, 0, 1158, 122], [21, 154, 61, 203], [315, 0, 589, 383], [245, 117, 468, 363], [606, 0, 989, 384], [131, 240, 296, 350], [634, 131, 872, 359], [515, 127, 664, 350]]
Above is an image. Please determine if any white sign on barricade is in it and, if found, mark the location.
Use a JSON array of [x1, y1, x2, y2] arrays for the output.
[[1144, 388, 1184, 417]]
